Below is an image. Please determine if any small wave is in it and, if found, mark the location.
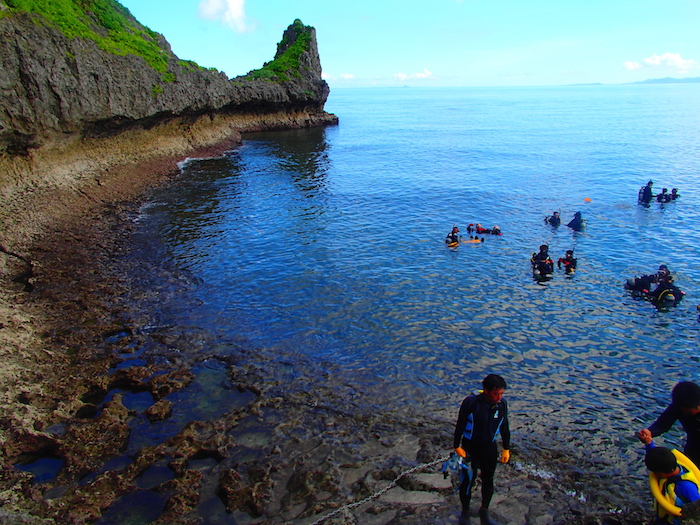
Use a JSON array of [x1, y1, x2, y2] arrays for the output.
[[512, 460, 557, 480]]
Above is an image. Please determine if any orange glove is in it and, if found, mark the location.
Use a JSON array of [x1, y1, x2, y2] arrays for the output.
[[500, 449, 510, 463], [455, 447, 467, 458]]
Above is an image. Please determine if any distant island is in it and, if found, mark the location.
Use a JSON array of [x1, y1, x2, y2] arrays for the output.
[[631, 76, 700, 84]]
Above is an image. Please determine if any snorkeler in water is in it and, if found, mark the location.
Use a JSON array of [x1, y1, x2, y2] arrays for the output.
[[531, 244, 554, 276], [557, 250, 577, 274], [468, 224, 502, 235], [446, 226, 461, 245], [566, 212, 585, 231], [545, 211, 561, 227]]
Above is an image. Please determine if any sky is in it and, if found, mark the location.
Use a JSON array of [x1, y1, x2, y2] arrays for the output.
[[117, 0, 700, 89]]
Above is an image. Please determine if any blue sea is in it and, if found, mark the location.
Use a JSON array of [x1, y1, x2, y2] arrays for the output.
[[127, 84, 700, 513]]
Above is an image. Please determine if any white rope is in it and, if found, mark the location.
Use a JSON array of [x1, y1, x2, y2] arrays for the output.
[[308, 455, 450, 525]]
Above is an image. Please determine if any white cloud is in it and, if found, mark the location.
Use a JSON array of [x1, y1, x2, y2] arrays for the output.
[[341, 73, 355, 80], [393, 68, 434, 82], [644, 52, 697, 72], [198, 0, 247, 32], [624, 52, 698, 73]]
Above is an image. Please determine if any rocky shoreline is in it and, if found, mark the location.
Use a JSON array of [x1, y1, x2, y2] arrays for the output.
[[0, 6, 675, 521], [0, 144, 656, 524]]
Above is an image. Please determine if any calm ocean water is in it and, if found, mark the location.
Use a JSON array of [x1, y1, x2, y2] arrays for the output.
[[131, 84, 700, 503]]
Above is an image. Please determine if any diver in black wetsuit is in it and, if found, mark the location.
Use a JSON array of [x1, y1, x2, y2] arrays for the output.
[[671, 188, 680, 200], [545, 211, 561, 227], [648, 274, 684, 306], [657, 188, 671, 203], [566, 211, 584, 231], [557, 250, 577, 274], [453, 374, 511, 525], [446, 226, 461, 245], [638, 180, 654, 204], [468, 224, 502, 235], [531, 245, 554, 275], [625, 264, 669, 293], [625, 274, 657, 293]]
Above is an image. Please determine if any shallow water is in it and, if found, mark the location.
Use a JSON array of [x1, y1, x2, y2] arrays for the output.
[[129, 84, 700, 507]]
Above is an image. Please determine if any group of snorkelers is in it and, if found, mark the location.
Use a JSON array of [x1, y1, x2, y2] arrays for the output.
[[638, 180, 681, 205], [530, 244, 577, 277], [445, 226, 485, 245], [445, 224, 501, 247], [446, 190, 686, 306], [544, 210, 585, 231], [625, 264, 685, 307]]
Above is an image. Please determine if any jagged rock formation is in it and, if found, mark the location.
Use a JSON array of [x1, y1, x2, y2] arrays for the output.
[[0, 1, 337, 252]]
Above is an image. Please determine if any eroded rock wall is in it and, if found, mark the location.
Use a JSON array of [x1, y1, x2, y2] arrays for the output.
[[0, 5, 337, 253]]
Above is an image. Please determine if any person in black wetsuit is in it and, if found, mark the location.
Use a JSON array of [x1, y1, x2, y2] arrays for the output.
[[625, 264, 669, 293], [531, 244, 554, 276], [637, 381, 700, 467], [468, 224, 502, 235], [566, 211, 584, 231], [446, 226, 461, 245], [557, 249, 577, 274], [657, 187, 671, 203], [639, 180, 654, 205], [671, 188, 680, 200], [545, 211, 561, 227], [453, 374, 511, 525], [648, 273, 684, 306]]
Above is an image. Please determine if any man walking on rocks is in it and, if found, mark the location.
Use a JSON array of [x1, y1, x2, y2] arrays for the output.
[[453, 374, 511, 525]]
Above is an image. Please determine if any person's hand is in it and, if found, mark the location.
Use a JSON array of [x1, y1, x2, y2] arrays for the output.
[[455, 447, 467, 458], [500, 449, 510, 463], [637, 429, 652, 445]]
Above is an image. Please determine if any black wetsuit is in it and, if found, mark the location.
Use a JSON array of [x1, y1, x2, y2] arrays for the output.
[[566, 213, 584, 231], [648, 404, 700, 466], [558, 256, 577, 273], [453, 393, 510, 512], [639, 185, 653, 204], [625, 273, 658, 292], [657, 191, 671, 203], [469, 225, 501, 235], [446, 232, 460, 244], [532, 251, 554, 275], [546, 215, 561, 227], [648, 281, 683, 305]]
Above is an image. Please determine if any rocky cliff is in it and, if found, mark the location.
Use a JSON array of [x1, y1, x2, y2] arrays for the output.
[[0, 1, 337, 252]]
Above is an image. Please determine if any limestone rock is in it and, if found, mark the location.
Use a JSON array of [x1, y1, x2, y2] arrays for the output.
[[0, 7, 335, 155], [0, 4, 338, 252], [144, 399, 173, 423]]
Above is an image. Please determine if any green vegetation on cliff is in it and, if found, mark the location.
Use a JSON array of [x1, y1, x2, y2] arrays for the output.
[[248, 19, 313, 82], [4, 0, 173, 73]]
